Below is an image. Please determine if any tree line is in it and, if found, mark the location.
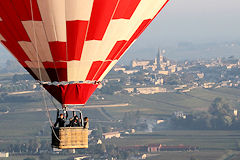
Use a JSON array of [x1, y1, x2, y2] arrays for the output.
[[170, 97, 240, 130]]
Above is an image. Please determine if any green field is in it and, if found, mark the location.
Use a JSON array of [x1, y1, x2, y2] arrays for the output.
[[103, 88, 240, 119], [1, 87, 240, 159]]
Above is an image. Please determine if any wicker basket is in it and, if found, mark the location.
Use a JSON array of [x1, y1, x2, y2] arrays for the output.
[[52, 127, 88, 149]]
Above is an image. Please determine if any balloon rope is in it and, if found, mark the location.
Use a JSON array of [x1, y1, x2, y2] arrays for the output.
[[44, 88, 61, 142], [29, 0, 43, 82], [30, 0, 61, 142]]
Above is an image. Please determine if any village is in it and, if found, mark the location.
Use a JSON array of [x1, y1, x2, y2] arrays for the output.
[[0, 49, 240, 96], [101, 49, 240, 95]]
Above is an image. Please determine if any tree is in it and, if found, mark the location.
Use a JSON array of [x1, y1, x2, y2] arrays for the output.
[[96, 144, 106, 154], [209, 97, 234, 128], [28, 138, 41, 153], [209, 98, 233, 117]]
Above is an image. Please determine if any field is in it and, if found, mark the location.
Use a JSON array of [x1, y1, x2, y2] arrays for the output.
[[1, 87, 240, 159], [109, 130, 240, 160], [103, 87, 240, 119]]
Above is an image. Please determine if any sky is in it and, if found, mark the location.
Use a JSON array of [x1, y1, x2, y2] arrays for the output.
[[133, 0, 240, 47], [121, 0, 240, 62]]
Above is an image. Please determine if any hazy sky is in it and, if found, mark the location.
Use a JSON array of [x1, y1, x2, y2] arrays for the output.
[[132, 0, 240, 48]]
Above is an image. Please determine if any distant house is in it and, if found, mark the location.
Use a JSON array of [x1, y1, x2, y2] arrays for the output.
[[132, 60, 150, 68], [74, 156, 90, 160], [197, 73, 204, 79], [114, 67, 126, 72], [147, 144, 198, 152], [123, 70, 139, 74], [102, 132, 120, 139], [158, 70, 169, 75], [137, 87, 167, 94], [124, 88, 134, 93], [156, 120, 165, 124], [203, 82, 215, 88], [148, 144, 161, 152], [97, 139, 102, 144], [0, 152, 9, 158]]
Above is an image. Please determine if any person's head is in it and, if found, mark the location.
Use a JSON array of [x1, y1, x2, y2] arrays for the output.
[[84, 117, 88, 122], [60, 113, 64, 119]]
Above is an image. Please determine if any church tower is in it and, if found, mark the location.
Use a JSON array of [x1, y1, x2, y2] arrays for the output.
[[157, 48, 165, 69]]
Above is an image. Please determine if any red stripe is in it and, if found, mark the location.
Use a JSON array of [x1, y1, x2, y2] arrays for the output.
[[67, 21, 88, 60], [0, 0, 30, 41], [43, 62, 67, 82], [106, 40, 127, 60], [43, 83, 99, 105], [12, 0, 42, 21], [113, 0, 141, 19], [49, 42, 67, 61], [54, 62, 68, 82], [85, 61, 103, 80], [86, 0, 119, 40], [93, 61, 111, 81], [115, 19, 151, 60]]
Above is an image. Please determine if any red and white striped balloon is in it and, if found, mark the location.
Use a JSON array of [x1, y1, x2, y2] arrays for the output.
[[0, 0, 169, 105]]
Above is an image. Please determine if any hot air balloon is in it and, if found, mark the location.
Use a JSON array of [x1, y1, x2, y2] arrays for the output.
[[0, 0, 169, 149]]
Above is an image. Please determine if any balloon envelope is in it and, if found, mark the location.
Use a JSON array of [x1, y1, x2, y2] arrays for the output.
[[0, 0, 169, 105]]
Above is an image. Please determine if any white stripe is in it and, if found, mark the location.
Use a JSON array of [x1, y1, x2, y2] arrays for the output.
[[134, 0, 167, 20], [66, 0, 94, 21], [81, 40, 101, 61], [99, 60, 118, 81], [22, 21, 53, 62], [81, 0, 167, 62], [25, 61, 51, 81], [67, 61, 93, 81], [18, 41, 38, 61], [37, 0, 66, 42]]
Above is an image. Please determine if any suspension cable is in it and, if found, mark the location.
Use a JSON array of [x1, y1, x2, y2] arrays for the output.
[[30, 0, 61, 142]]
